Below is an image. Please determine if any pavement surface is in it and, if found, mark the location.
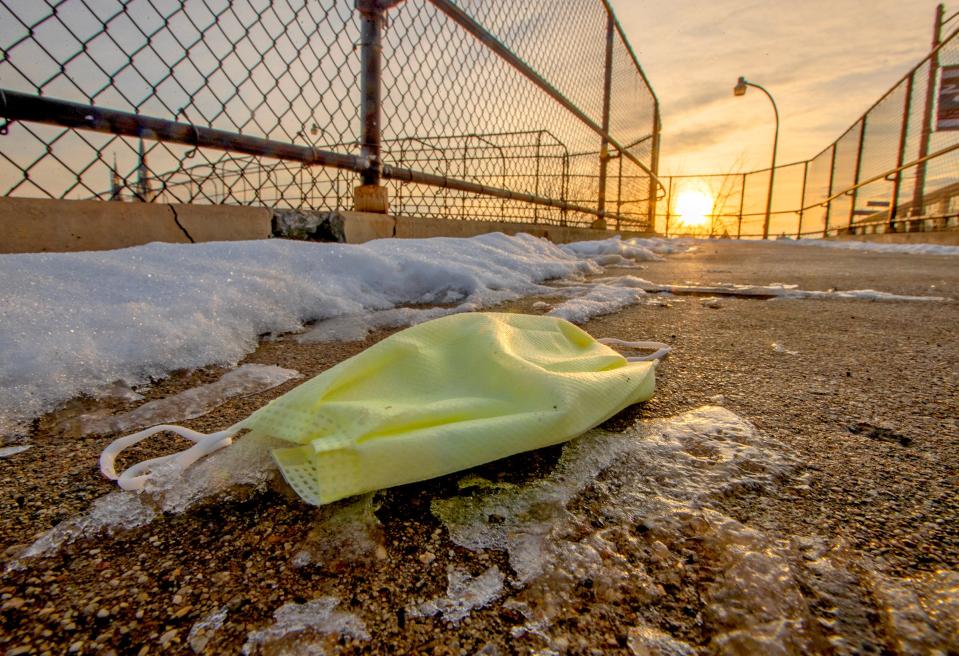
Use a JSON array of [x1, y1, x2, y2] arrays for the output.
[[1, 239, 957, 655]]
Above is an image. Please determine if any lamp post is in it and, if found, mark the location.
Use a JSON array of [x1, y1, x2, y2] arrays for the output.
[[734, 76, 779, 239]]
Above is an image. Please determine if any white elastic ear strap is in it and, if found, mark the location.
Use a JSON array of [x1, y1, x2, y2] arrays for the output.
[[99, 424, 237, 491], [597, 337, 671, 362]]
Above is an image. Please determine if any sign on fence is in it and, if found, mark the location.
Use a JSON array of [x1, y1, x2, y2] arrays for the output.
[[937, 65, 959, 130]]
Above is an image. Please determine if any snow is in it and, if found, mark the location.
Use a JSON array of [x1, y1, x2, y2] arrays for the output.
[[561, 237, 662, 264], [241, 597, 369, 654], [599, 276, 952, 302], [0, 233, 602, 436], [786, 238, 959, 256], [188, 607, 228, 653], [409, 566, 505, 623], [545, 279, 649, 323], [0, 445, 31, 458], [72, 364, 300, 436], [432, 406, 803, 647]]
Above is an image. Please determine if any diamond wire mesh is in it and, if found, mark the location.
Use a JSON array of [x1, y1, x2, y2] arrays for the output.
[[0, 0, 661, 230], [656, 28, 959, 239], [651, 24, 959, 239], [0, 0, 360, 208], [379, 0, 659, 229]]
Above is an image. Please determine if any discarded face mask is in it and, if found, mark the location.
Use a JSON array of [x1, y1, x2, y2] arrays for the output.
[[100, 312, 669, 506]]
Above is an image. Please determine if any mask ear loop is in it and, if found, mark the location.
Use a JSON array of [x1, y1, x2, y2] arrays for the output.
[[597, 338, 671, 362], [100, 424, 238, 491]]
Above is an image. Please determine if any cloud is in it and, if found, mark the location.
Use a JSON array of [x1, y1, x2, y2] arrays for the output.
[[611, 0, 944, 173]]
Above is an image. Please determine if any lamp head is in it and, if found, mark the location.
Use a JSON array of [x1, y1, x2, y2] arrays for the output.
[[733, 76, 747, 97]]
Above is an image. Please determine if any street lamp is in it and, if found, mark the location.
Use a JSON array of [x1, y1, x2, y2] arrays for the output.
[[733, 76, 779, 239]]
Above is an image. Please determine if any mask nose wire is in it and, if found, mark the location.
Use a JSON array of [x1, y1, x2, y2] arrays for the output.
[[597, 337, 672, 362], [99, 424, 238, 491]]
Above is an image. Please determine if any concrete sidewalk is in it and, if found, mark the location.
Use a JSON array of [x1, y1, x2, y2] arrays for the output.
[[1, 240, 956, 655]]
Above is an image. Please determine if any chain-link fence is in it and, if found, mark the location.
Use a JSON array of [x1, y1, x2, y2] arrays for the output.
[[656, 25, 959, 239], [0, 0, 662, 231]]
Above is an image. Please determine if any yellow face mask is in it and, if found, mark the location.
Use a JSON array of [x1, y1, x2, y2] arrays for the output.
[[100, 313, 667, 506]]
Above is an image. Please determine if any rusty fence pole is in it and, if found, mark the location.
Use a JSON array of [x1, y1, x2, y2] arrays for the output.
[[890, 74, 915, 231], [823, 143, 837, 237], [354, 0, 393, 213], [648, 105, 661, 232], [848, 117, 867, 231], [796, 160, 808, 238], [596, 11, 615, 227], [663, 177, 673, 237], [912, 3, 944, 220], [737, 174, 746, 239]]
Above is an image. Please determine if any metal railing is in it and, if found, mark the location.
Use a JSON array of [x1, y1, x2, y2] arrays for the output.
[[656, 24, 959, 239], [0, 0, 661, 231]]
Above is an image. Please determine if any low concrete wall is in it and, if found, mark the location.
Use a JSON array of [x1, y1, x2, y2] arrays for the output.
[[0, 197, 653, 253], [393, 215, 653, 243], [0, 197, 271, 253], [832, 231, 959, 246]]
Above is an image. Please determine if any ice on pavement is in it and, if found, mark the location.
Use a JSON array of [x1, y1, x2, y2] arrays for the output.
[[408, 565, 505, 623], [187, 607, 228, 654], [0, 233, 610, 436], [600, 276, 952, 302], [561, 238, 662, 265], [431, 406, 815, 647], [15, 430, 287, 565], [241, 596, 369, 655], [785, 238, 959, 256], [70, 364, 301, 436], [0, 445, 31, 458]]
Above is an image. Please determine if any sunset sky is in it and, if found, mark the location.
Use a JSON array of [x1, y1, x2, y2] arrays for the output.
[[612, 0, 947, 176]]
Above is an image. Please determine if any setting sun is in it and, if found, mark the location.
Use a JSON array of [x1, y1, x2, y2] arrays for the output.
[[674, 189, 714, 228]]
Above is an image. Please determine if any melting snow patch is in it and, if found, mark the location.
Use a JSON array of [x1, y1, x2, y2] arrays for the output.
[[241, 597, 369, 655], [72, 364, 301, 436], [431, 406, 809, 651], [0, 445, 31, 458], [607, 277, 951, 302], [10, 491, 157, 569], [15, 431, 285, 566], [627, 625, 696, 656], [561, 237, 662, 265], [188, 607, 228, 654], [298, 305, 475, 343], [409, 566, 505, 623], [546, 280, 648, 323], [785, 239, 959, 256]]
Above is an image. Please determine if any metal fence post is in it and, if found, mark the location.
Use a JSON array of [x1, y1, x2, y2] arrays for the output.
[[848, 118, 867, 230], [648, 105, 661, 231], [912, 2, 944, 219], [823, 143, 837, 237], [354, 0, 394, 214], [664, 177, 673, 237], [596, 12, 615, 226], [737, 174, 746, 239], [890, 74, 915, 230], [533, 130, 542, 223], [797, 160, 808, 239]]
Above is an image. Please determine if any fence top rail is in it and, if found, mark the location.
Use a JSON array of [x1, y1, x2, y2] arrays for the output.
[[424, 0, 665, 195]]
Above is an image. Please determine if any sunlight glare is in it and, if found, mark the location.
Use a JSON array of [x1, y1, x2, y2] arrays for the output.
[[674, 190, 713, 228]]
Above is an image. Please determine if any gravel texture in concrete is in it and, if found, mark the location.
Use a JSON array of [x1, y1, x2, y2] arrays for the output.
[[1, 240, 957, 655]]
